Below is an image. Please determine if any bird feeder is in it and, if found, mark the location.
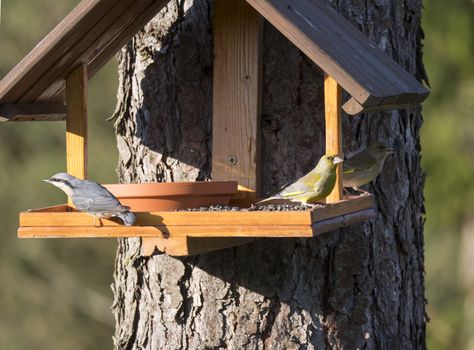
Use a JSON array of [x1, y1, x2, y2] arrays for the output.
[[0, 0, 429, 256]]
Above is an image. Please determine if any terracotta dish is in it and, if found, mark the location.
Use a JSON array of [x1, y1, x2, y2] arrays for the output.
[[104, 181, 238, 211]]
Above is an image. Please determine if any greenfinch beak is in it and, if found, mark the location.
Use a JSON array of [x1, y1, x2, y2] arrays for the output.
[[386, 148, 395, 155], [333, 156, 344, 164]]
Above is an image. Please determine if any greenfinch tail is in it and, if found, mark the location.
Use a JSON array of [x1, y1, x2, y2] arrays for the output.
[[342, 143, 394, 190]]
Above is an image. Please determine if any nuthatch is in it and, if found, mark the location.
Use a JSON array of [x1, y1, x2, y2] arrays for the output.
[[44, 173, 136, 226]]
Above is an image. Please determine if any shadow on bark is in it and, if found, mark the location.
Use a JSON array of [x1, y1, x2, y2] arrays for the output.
[[113, 1, 426, 348]]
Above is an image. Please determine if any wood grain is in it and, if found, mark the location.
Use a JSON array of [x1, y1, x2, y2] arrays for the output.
[[78, 0, 170, 86], [245, 0, 429, 112], [141, 237, 256, 256], [312, 208, 375, 234], [33, 0, 170, 103], [110, 0, 428, 344], [20, 210, 313, 227], [0, 104, 66, 121], [233, 185, 257, 199], [66, 64, 88, 187], [0, 0, 169, 104], [341, 98, 427, 115], [18, 225, 314, 238], [0, 0, 114, 103], [23, 204, 72, 213], [0, 0, 429, 115], [324, 74, 343, 202], [185, 237, 256, 256], [22, 0, 138, 102], [141, 236, 188, 256], [212, 0, 262, 195], [310, 194, 373, 222], [18, 194, 373, 243]]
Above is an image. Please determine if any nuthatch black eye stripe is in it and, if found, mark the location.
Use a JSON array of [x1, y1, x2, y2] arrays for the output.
[[45, 172, 135, 226], [50, 177, 74, 189]]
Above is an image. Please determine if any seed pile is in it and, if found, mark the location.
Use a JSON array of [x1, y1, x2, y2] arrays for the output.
[[178, 203, 322, 212]]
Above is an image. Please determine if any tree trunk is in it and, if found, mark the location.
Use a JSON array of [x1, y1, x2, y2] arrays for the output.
[[112, 0, 427, 349]]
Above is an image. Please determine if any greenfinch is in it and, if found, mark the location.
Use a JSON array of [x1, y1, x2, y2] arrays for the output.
[[258, 154, 343, 206], [342, 143, 395, 191]]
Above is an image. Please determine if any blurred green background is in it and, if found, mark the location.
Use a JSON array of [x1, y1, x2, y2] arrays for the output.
[[0, 2, 118, 349], [0, 0, 472, 349]]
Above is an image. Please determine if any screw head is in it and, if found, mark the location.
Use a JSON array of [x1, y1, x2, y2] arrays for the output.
[[228, 155, 238, 166]]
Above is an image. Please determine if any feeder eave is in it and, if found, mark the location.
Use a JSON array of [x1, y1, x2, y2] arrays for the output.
[[246, 0, 430, 114], [0, 0, 170, 110]]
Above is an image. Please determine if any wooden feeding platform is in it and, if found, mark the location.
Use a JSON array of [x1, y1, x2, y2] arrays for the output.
[[1, 0, 429, 256], [18, 194, 374, 256]]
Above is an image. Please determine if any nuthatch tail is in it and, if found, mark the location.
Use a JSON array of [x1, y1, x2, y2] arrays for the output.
[[44, 173, 136, 226]]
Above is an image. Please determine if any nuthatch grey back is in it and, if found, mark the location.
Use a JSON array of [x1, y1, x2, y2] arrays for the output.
[[44, 173, 136, 226]]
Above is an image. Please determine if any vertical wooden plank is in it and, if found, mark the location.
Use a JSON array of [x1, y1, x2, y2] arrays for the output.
[[66, 64, 88, 205], [169, 0, 263, 256], [212, 0, 262, 196], [324, 74, 342, 203], [66, 64, 88, 180]]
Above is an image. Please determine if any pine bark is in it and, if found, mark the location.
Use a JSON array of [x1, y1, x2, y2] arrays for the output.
[[112, 0, 427, 349]]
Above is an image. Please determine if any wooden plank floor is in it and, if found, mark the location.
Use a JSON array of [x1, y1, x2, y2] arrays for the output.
[[18, 194, 374, 255], [18, 194, 373, 236]]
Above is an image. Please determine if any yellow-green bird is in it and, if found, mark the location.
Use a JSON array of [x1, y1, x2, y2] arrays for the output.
[[342, 143, 395, 191], [258, 154, 343, 206]]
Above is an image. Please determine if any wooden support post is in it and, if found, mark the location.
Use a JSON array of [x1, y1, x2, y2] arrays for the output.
[[142, 0, 263, 256], [209, 0, 262, 253], [66, 64, 88, 179], [324, 74, 343, 203], [212, 0, 262, 197], [66, 64, 88, 205]]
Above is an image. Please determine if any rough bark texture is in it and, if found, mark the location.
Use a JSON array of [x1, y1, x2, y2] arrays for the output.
[[112, 0, 427, 349]]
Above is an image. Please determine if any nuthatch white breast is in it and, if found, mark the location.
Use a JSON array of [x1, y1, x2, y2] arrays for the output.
[[44, 173, 136, 226]]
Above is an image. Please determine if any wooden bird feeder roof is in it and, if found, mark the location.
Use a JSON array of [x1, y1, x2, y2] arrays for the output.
[[248, 0, 429, 114], [0, 0, 169, 121], [0, 0, 428, 121]]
